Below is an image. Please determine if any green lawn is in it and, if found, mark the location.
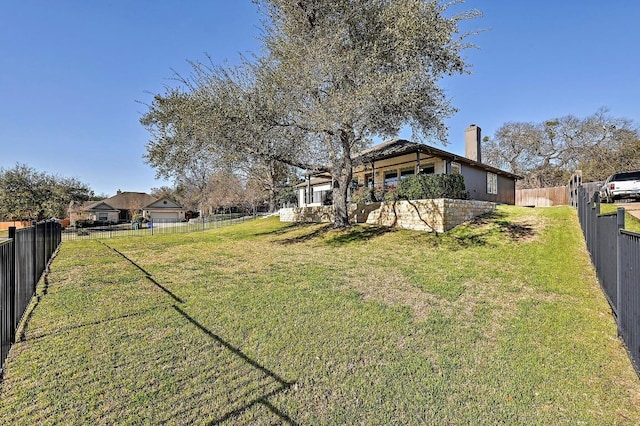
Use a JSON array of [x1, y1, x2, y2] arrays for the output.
[[1, 206, 639, 424]]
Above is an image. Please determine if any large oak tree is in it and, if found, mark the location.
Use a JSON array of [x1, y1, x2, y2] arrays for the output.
[[143, 0, 480, 227]]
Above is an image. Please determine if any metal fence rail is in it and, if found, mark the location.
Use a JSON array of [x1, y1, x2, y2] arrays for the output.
[[0, 238, 14, 368], [0, 221, 61, 373], [577, 186, 640, 374], [618, 230, 640, 371], [62, 214, 260, 242]]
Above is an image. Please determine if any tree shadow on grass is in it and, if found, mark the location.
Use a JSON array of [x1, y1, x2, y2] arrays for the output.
[[274, 224, 334, 245], [275, 224, 396, 246], [173, 305, 298, 425], [468, 210, 508, 226], [472, 210, 537, 241], [254, 223, 304, 236], [495, 220, 536, 241], [322, 225, 396, 246], [412, 210, 538, 250], [268, 210, 536, 248]]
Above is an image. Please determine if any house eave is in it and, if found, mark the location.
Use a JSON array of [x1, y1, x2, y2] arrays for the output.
[[352, 139, 522, 180]]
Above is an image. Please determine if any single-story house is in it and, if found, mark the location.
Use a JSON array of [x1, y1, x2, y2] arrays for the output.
[[103, 191, 158, 222], [68, 191, 186, 224], [142, 198, 186, 223], [68, 200, 120, 224], [297, 125, 520, 206]]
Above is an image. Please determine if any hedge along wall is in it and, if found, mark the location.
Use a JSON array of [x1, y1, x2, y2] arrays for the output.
[[279, 199, 496, 233]]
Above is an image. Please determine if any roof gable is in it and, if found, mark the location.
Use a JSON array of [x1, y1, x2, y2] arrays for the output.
[[86, 201, 119, 212], [144, 198, 183, 209]]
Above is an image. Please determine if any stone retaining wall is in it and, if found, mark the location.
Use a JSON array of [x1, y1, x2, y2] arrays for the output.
[[280, 199, 495, 232]]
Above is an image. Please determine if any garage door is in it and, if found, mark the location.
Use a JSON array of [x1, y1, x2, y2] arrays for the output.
[[151, 212, 179, 223]]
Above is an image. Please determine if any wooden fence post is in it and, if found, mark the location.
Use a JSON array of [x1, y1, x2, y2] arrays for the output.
[[569, 170, 582, 208]]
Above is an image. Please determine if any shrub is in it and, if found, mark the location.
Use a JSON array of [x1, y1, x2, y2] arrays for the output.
[[397, 174, 468, 200], [352, 187, 375, 204], [382, 187, 399, 202]]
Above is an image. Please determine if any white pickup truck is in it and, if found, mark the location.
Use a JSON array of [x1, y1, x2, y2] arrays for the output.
[[600, 170, 640, 203]]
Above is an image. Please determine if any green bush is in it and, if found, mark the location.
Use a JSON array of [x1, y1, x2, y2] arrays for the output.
[[397, 174, 468, 200], [352, 187, 375, 204]]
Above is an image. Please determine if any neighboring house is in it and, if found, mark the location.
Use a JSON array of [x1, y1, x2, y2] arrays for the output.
[[68, 191, 186, 224], [142, 198, 186, 223], [102, 191, 157, 222], [297, 125, 520, 206], [68, 200, 120, 224]]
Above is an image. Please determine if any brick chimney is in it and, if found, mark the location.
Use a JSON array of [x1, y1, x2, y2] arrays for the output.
[[465, 124, 482, 163]]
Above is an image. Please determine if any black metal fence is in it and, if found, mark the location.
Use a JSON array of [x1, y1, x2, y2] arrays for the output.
[[0, 221, 61, 372], [577, 186, 640, 373], [61, 214, 261, 242]]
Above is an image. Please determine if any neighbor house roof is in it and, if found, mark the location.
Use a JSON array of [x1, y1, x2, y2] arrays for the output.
[[352, 139, 522, 180], [84, 201, 119, 212], [68, 192, 160, 215], [103, 192, 157, 210], [143, 198, 184, 210], [68, 199, 119, 212]]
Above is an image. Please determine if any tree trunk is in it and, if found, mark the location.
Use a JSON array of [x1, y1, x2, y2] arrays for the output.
[[267, 160, 278, 213], [268, 192, 276, 213], [332, 132, 354, 228]]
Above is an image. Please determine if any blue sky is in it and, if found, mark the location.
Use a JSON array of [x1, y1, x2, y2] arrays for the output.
[[2, 1, 639, 197]]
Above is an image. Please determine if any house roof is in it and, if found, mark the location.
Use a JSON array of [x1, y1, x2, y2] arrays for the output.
[[103, 192, 157, 210], [352, 139, 522, 180], [143, 198, 184, 210], [68, 192, 161, 215], [294, 173, 333, 188], [85, 201, 119, 212]]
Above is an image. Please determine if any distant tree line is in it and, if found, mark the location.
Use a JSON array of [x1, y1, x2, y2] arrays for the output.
[[483, 108, 640, 189], [149, 166, 298, 217], [0, 163, 94, 221]]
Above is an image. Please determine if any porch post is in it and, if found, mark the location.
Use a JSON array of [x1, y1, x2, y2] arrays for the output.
[[371, 161, 375, 188]]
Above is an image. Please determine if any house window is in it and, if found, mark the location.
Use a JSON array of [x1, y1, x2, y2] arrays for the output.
[[420, 164, 435, 175], [313, 190, 331, 204], [98, 213, 108, 221], [487, 172, 498, 194], [450, 162, 461, 174], [384, 170, 399, 187], [400, 168, 415, 180]]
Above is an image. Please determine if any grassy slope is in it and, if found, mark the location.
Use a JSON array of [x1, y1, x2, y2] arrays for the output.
[[1, 206, 639, 424]]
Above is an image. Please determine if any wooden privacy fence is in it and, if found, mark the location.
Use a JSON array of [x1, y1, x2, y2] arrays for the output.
[[577, 187, 640, 375], [0, 221, 61, 373], [516, 170, 603, 207], [516, 186, 568, 207]]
